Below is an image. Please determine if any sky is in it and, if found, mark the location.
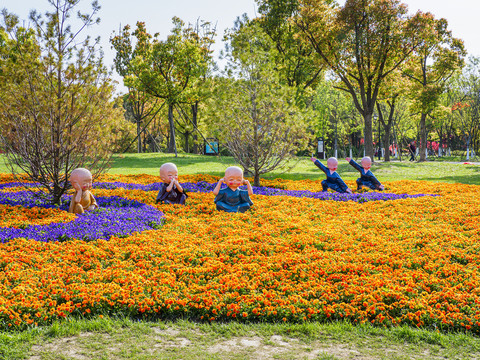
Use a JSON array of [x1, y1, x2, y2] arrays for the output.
[[2, 0, 479, 93]]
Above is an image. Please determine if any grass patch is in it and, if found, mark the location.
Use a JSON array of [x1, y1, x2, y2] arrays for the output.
[[107, 153, 480, 185], [2, 152, 479, 184], [4, 317, 480, 360]]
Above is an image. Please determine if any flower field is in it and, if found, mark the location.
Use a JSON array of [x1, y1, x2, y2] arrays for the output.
[[0, 172, 479, 334]]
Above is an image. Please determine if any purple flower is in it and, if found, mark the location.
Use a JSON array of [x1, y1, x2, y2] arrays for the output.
[[0, 191, 164, 243]]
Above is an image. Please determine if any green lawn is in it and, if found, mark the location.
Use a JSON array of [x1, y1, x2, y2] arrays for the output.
[[3, 316, 480, 360], [2, 152, 478, 185], [107, 153, 480, 185]]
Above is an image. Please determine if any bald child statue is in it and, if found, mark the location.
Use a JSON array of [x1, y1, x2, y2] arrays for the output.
[[155, 163, 188, 205], [213, 166, 253, 213]]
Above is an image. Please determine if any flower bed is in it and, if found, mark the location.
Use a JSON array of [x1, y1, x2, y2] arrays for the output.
[[0, 174, 479, 334], [0, 191, 164, 243]]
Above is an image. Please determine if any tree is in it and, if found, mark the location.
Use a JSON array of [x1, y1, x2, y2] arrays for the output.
[[450, 57, 480, 160], [213, 23, 310, 186], [375, 69, 410, 161], [291, 0, 430, 159], [253, 2, 324, 90], [0, 1, 121, 204], [312, 81, 362, 158], [112, 19, 215, 156], [402, 14, 465, 161], [111, 25, 164, 154]]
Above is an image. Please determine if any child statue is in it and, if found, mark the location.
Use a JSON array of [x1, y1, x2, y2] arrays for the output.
[[310, 156, 352, 194], [346, 156, 384, 191], [155, 162, 188, 205], [69, 168, 98, 214], [213, 166, 253, 213]]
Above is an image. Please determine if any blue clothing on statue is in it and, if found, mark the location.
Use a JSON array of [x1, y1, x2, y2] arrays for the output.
[[348, 159, 383, 190], [313, 160, 349, 193], [214, 187, 253, 213]]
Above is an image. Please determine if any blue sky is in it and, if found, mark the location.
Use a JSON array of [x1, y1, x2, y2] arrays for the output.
[[2, 0, 478, 93]]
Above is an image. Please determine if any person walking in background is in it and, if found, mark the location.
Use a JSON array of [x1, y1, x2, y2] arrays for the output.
[[408, 141, 416, 162]]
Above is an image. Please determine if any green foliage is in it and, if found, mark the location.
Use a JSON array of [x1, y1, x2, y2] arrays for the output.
[[313, 81, 362, 150], [111, 18, 216, 154], [114, 19, 215, 105], [447, 57, 480, 156], [292, 0, 437, 159], [255, 0, 324, 90], [0, 2, 123, 204], [402, 13, 466, 160], [213, 21, 312, 185]]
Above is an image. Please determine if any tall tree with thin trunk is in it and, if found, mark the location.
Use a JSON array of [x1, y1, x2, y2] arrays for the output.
[[0, 2, 120, 204], [289, 0, 430, 159], [450, 57, 480, 160], [214, 22, 311, 186], [375, 69, 409, 161], [111, 19, 214, 156], [111, 25, 163, 153], [252, 3, 324, 91], [402, 14, 465, 161]]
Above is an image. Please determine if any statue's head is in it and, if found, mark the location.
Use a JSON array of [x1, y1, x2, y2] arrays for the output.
[[361, 156, 372, 170], [224, 166, 244, 191], [159, 163, 178, 183], [326, 157, 338, 171], [70, 168, 92, 191]]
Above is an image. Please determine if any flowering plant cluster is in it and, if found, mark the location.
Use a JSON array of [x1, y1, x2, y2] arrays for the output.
[[93, 180, 436, 203], [0, 190, 164, 243], [0, 173, 479, 335]]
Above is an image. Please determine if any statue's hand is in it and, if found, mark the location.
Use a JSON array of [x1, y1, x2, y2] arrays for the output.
[[72, 182, 82, 191]]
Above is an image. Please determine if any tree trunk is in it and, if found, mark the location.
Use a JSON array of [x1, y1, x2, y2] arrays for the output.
[[167, 104, 177, 156], [136, 119, 142, 153], [192, 102, 198, 154], [419, 113, 427, 161], [364, 112, 374, 159], [384, 126, 391, 162], [184, 131, 190, 153], [254, 171, 260, 187], [466, 135, 471, 160], [393, 121, 401, 161], [438, 130, 443, 157]]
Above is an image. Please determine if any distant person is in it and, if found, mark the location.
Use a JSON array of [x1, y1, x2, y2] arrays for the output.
[[408, 141, 416, 162]]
